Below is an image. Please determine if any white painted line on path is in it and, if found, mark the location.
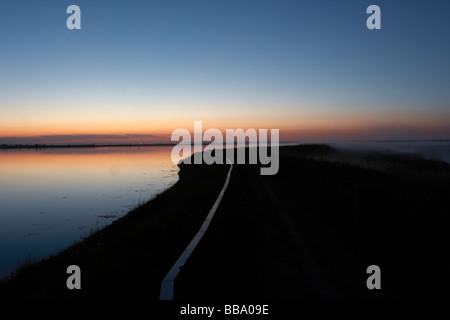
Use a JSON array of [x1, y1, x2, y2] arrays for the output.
[[159, 160, 233, 300]]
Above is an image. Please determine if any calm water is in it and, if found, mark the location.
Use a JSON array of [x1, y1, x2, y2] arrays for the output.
[[0, 146, 179, 279]]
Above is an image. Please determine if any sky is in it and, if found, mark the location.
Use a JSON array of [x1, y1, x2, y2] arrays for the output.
[[1, 0, 450, 144]]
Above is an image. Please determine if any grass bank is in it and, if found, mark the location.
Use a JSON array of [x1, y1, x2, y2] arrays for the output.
[[2, 144, 450, 299], [0, 160, 229, 299]]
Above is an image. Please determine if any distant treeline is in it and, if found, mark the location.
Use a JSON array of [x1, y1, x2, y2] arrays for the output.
[[1, 141, 292, 150], [0, 143, 177, 150]]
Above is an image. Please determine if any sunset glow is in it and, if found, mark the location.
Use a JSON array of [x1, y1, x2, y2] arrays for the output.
[[1, 0, 450, 144]]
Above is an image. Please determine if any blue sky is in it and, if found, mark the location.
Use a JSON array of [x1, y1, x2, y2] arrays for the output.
[[1, 0, 450, 142]]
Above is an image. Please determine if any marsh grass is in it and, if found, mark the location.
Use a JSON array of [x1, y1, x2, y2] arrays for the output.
[[2, 145, 450, 299]]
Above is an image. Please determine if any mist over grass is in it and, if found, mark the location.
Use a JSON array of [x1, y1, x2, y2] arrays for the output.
[[325, 140, 450, 164]]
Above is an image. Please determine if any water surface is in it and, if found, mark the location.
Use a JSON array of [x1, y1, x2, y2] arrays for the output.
[[0, 146, 178, 278]]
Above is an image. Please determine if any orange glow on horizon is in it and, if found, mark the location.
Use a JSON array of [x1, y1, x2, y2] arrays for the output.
[[1, 108, 450, 143]]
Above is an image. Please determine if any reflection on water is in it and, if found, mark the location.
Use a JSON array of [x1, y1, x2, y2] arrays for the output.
[[0, 146, 179, 279]]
